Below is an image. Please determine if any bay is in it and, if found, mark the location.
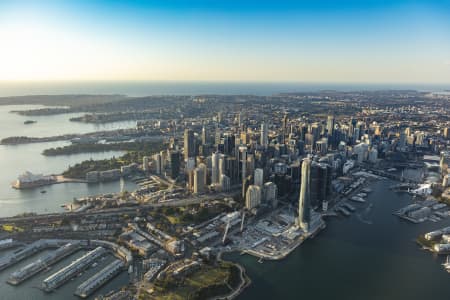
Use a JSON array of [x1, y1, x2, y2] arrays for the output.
[[0, 105, 137, 217], [225, 179, 450, 300]]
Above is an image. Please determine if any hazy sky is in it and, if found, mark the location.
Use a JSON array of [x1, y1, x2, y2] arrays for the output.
[[0, 0, 449, 83]]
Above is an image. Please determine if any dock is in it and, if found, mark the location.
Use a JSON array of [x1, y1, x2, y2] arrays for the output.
[[42, 247, 106, 292], [7, 242, 80, 285], [74, 259, 124, 298], [0, 240, 48, 271], [0, 239, 22, 251]]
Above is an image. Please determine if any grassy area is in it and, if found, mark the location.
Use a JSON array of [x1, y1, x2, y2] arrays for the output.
[[43, 141, 163, 156], [62, 142, 166, 178], [145, 262, 239, 300], [154, 203, 233, 226]]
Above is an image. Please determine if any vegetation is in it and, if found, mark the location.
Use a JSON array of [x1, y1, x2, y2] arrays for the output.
[[156, 203, 232, 225], [144, 262, 241, 300], [62, 142, 166, 178], [43, 141, 163, 156]]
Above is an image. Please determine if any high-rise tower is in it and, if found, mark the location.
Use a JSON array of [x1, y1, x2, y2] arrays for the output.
[[261, 122, 268, 148], [184, 128, 195, 161], [298, 158, 311, 232]]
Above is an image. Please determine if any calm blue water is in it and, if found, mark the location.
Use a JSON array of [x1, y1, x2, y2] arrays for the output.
[[226, 180, 450, 300], [0, 105, 138, 217], [0, 81, 448, 97], [0, 105, 137, 298]]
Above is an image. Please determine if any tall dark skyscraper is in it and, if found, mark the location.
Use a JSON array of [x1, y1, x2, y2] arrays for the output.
[[184, 128, 195, 161], [282, 113, 288, 144], [298, 158, 311, 232], [169, 150, 180, 179]]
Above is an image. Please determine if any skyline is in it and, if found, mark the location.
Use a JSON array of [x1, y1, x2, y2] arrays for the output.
[[1, 0, 450, 83]]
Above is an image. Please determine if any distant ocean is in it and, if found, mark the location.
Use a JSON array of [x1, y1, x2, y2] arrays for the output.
[[0, 81, 448, 97]]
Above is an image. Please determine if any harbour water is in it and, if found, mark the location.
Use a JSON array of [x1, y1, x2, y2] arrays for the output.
[[226, 179, 450, 300], [0, 248, 129, 300], [1, 95, 450, 299], [0, 105, 137, 217]]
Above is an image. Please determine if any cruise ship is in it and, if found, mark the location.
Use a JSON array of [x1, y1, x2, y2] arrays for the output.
[[12, 171, 56, 189]]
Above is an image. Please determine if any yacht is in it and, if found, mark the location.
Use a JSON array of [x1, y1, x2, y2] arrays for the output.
[[442, 256, 450, 272]]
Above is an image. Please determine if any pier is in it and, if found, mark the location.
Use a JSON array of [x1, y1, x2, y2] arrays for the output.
[[74, 259, 124, 298], [0, 240, 48, 271], [7, 242, 80, 285], [42, 247, 106, 292]]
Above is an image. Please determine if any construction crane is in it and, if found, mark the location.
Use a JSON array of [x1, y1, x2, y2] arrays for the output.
[[222, 219, 231, 245], [240, 211, 246, 233]]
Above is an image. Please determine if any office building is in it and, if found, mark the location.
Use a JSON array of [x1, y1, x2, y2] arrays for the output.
[[254, 168, 264, 188], [245, 185, 262, 210], [263, 182, 278, 207], [298, 158, 311, 232], [169, 151, 180, 179], [184, 128, 195, 161], [211, 152, 220, 184], [261, 122, 268, 148]]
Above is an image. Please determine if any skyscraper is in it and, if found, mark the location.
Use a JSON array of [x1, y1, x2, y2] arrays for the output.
[[327, 115, 335, 137], [201, 126, 207, 145], [298, 158, 311, 232], [245, 185, 262, 210], [254, 168, 264, 188], [220, 174, 231, 192], [169, 151, 180, 179], [153, 153, 162, 174], [184, 128, 195, 161], [263, 182, 278, 207], [211, 152, 220, 185], [444, 127, 450, 139], [261, 122, 268, 148], [238, 146, 247, 182], [282, 114, 288, 144], [193, 166, 206, 194]]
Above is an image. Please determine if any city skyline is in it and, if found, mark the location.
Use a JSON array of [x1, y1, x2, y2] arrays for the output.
[[1, 0, 450, 83]]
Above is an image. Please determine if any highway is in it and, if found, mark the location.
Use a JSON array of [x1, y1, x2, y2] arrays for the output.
[[0, 191, 239, 224]]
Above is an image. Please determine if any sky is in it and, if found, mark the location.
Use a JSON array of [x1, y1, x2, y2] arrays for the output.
[[0, 0, 449, 83]]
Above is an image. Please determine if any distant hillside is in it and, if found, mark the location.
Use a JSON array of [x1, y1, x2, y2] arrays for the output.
[[0, 94, 129, 107]]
